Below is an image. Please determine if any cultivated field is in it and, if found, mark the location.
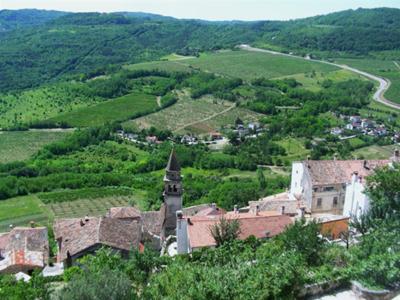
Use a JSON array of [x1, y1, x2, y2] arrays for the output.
[[50, 92, 158, 127], [126, 50, 338, 80], [0, 83, 101, 129], [0, 130, 71, 163], [0, 187, 148, 232], [124, 92, 235, 134]]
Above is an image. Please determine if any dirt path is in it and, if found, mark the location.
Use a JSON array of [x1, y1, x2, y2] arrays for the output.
[[239, 45, 400, 110], [175, 103, 236, 132]]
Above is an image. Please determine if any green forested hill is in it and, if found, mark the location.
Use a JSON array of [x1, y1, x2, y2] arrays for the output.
[[1, 8, 400, 93], [0, 9, 67, 31]]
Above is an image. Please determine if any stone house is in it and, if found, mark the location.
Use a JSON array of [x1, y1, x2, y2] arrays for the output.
[[0, 227, 49, 274]]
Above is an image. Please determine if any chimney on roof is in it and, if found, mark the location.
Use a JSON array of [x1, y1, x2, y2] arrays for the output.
[[85, 215, 89, 222], [30, 221, 35, 228], [80, 219, 85, 227], [211, 203, 217, 212], [352, 171, 359, 183], [333, 153, 337, 161], [234, 205, 239, 214], [9, 224, 13, 229], [255, 204, 260, 216], [176, 210, 183, 220], [281, 206, 285, 215], [363, 160, 370, 170]]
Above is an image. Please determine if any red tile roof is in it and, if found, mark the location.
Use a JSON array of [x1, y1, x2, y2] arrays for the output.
[[306, 160, 389, 185], [107, 207, 142, 220], [54, 217, 141, 262], [186, 213, 292, 249]]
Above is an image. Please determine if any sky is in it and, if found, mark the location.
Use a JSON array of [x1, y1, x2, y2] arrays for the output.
[[1, 0, 400, 21]]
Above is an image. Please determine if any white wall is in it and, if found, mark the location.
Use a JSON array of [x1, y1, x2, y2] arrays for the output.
[[343, 178, 370, 219], [176, 217, 190, 254], [290, 162, 313, 210]]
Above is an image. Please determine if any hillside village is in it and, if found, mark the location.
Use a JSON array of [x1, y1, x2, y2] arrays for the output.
[[1, 148, 398, 285]]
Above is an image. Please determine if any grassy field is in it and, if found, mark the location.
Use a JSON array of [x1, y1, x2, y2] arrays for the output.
[[0, 130, 71, 163], [126, 50, 338, 81], [352, 144, 399, 160], [280, 69, 366, 92], [0, 195, 50, 232], [335, 58, 400, 104], [50, 92, 158, 127], [275, 138, 310, 162]]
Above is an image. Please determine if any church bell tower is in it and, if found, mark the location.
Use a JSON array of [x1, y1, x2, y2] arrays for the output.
[[163, 149, 183, 236]]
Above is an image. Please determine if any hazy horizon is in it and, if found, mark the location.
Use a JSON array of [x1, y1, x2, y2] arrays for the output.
[[1, 0, 400, 21]]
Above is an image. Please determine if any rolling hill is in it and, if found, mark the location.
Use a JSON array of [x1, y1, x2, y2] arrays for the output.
[[1, 8, 400, 93]]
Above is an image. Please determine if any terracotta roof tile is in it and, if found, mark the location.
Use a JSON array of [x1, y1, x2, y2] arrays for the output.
[[54, 217, 141, 261], [186, 213, 292, 249], [107, 207, 142, 220], [306, 160, 389, 185]]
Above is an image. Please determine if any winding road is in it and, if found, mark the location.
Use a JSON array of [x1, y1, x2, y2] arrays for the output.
[[239, 45, 400, 110]]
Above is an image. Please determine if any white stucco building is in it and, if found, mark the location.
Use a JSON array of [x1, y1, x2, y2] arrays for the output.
[[290, 159, 389, 215]]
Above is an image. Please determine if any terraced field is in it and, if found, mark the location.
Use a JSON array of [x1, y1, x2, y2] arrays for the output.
[[124, 92, 232, 133], [0, 130, 72, 163]]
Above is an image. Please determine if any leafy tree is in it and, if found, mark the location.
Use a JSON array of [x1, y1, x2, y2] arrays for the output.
[[257, 167, 267, 190], [209, 216, 241, 247]]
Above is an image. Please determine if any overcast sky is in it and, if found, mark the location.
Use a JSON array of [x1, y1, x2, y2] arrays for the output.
[[1, 0, 400, 21]]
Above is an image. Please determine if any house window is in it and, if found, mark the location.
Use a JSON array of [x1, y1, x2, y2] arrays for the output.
[[317, 198, 322, 208], [333, 197, 338, 207], [324, 186, 334, 192], [313, 187, 318, 193]]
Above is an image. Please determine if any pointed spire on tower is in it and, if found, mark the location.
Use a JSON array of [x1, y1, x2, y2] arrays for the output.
[[166, 148, 180, 172]]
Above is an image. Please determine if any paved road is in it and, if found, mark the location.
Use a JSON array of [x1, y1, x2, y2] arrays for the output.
[[239, 45, 400, 110]]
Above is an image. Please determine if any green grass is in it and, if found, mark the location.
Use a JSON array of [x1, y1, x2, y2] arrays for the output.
[[335, 58, 400, 104], [352, 144, 398, 160], [0, 130, 71, 163], [50, 92, 158, 127], [348, 137, 367, 148], [275, 138, 310, 161], [0, 195, 51, 232]]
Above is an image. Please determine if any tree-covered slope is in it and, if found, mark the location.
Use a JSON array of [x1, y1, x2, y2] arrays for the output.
[[0, 8, 399, 93], [260, 8, 400, 53], [0, 9, 67, 31]]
